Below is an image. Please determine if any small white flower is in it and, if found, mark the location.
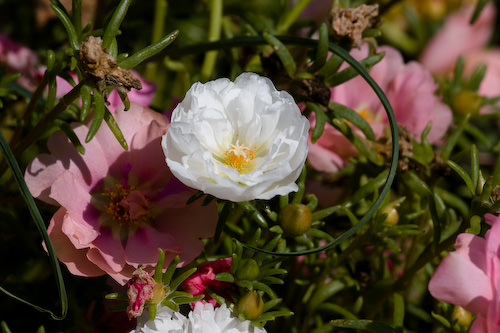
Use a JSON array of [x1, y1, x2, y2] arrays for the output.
[[162, 72, 310, 202], [131, 305, 187, 333], [187, 303, 267, 333], [131, 303, 267, 333]]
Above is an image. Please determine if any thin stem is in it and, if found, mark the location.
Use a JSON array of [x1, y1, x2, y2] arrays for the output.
[[9, 76, 48, 148], [146, 0, 168, 107], [145, 0, 167, 79], [200, 0, 223, 82], [276, 0, 313, 35]]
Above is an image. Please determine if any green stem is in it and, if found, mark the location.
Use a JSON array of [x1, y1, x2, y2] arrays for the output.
[[200, 0, 223, 82], [145, 0, 168, 80], [0, 129, 67, 319], [9, 77, 48, 150], [276, 0, 313, 34]]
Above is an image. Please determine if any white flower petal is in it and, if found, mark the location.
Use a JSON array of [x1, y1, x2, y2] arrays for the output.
[[132, 304, 266, 333], [162, 72, 310, 202]]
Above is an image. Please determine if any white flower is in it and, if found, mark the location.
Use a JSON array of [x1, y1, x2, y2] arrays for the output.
[[187, 303, 267, 333], [131, 305, 187, 333], [131, 303, 267, 333], [162, 72, 310, 202]]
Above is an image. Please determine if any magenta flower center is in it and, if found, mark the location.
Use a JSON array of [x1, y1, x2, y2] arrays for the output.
[[102, 183, 151, 227]]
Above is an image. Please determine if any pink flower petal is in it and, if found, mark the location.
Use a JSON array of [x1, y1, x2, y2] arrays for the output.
[[46, 208, 105, 277], [88, 229, 127, 274], [124, 227, 180, 267], [419, 3, 496, 73], [49, 170, 99, 229], [61, 211, 99, 249], [47, 125, 110, 189], [128, 120, 170, 185], [429, 233, 493, 315]]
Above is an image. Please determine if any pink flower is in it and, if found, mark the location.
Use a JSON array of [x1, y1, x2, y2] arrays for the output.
[[419, 3, 500, 113], [463, 49, 500, 100], [25, 104, 218, 284], [429, 213, 500, 332], [126, 267, 156, 319], [0, 34, 42, 89], [182, 257, 234, 308], [419, 3, 496, 74], [308, 44, 452, 173], [55, 70, 156, 110]]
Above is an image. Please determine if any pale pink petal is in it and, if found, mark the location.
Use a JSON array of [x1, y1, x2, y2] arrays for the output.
[[124, 227, 180, 266], [425, 103, 453, 144], [470, 315, 488, 333], [307, 119, 357, 173], [386, 61, 452, 142], [485, 274, 500, 332], [49, 170, 99, 229], [464, 49, 500, 99], [24, 153, 64, 205], [420, 3, 496, 73], [484, 214, 500, 286], [307, 140, 348, 173], [47, 125, 109, 189], [88, 229, 126, 273], [93, 104, 167, 170], [46, 208, 105, 277], [61, 212, 99, 249], [429, 233, 493, 315], [128, 121, 170, 185], [153, 195, 218, 265]]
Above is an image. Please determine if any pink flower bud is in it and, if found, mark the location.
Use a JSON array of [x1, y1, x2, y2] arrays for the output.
[[126, 267, 156, 319]]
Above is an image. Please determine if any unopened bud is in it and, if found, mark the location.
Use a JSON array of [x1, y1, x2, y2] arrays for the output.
[[236, 258, 260, 281], [149, 283, 166, 304], [279, 203, 313, 236], [451, 305, 472, 327], [237, 290, 264, 320], [381, 206, 399, 226], [452, 90, 483, 116]]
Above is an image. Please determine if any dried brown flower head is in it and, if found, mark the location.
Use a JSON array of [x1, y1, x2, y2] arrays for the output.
[[330, 4, 379, 48], [78, 36, 141, 101]]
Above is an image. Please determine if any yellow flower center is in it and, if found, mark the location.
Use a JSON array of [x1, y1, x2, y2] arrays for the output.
[[224, 140, 256, 173], [357, 108, 375, 123], [102, 183, 151, 227]]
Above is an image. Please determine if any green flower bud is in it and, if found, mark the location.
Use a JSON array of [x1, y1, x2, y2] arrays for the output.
[[279, 203, 313, 236], [381, 206, 399, 226], [237, 290, 264, 320], [149, 283, 166, 304], [236, 258, 260, 281], [452, 90, 483, 116], [451, 305, 472, 328]]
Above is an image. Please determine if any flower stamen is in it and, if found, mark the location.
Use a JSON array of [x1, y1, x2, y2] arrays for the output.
[[102, 183, 151, 227], [224, 140, 256, 173]]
